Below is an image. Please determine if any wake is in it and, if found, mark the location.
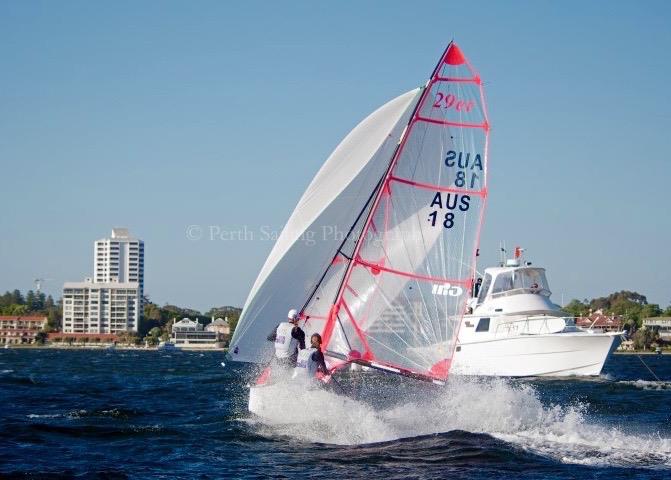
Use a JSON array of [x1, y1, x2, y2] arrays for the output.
[[247, 375, 671, 467]]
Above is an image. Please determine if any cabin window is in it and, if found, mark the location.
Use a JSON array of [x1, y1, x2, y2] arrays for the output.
[[477, 274, 492, 305], [490, 268, 551, 298], [492, 272, 514, 294], [476, 318, 490, 332]]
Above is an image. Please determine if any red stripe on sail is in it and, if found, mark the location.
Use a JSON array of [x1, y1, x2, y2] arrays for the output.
[[355, 257, 471, 285], [389, 175, 487, 197], [341, 300, 373, 360], [415, 115, 488, 130]]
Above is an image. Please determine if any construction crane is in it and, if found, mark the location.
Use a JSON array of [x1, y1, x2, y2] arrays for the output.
[[34, 278, 52, 295]]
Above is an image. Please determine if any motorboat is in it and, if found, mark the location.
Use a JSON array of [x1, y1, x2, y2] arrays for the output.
[[449, 258, 622, 377], [157, 341, 179, 351]]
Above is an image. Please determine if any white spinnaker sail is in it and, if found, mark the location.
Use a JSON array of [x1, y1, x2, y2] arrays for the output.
[[230, 89, 422, 363]]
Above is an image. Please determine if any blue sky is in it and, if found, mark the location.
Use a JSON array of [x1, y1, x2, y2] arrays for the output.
[[1, 1, 669, 311]]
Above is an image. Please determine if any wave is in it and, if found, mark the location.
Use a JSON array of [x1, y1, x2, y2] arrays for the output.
[[247, 375, 671, 468], [616, 380, 671, 391], [26, 408, 141, 420]]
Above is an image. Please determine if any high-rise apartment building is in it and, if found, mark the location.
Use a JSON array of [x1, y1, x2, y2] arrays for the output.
[[62, 228, 144, 334], [94, 228, 144, 297]]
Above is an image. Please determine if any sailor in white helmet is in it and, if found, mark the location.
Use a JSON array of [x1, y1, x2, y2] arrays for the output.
[[292, 333, 329, 386], [267, 308, 306, 368]]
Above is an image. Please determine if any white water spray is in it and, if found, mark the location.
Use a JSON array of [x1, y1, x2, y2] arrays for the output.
[[248, 376, 671, 467]]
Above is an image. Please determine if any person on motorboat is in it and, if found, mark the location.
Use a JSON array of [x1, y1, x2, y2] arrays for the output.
[[292, 333, 329, 385], [267, 308, 306, 368], [473, 277, 483, 297]]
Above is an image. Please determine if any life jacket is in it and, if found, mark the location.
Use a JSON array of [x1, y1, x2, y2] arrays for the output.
[[274, 322, 299, 359], [292, 347, 318, 381]]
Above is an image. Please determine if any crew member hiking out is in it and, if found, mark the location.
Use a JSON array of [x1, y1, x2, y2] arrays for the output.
[[267, 308, 305, 368], [292, 333, 329, 385]]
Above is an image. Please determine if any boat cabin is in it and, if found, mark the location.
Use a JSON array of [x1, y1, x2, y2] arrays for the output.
[[471, 260, 558, 316], [477, 264, 550, 303]]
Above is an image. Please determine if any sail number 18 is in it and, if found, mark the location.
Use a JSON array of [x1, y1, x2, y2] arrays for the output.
[[427, 192, 471, 229], [428, 211, 455, 228]]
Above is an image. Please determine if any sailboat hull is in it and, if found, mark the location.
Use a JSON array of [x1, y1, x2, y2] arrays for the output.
[[450, 332, 621, 377]]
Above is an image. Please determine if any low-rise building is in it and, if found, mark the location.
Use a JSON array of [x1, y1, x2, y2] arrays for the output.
[[642, 317, 671, 340], [171, 317, 224, 349], [576, 310, 624, 332], [205, 317, 231, 336], [0, 316, 48, 345]]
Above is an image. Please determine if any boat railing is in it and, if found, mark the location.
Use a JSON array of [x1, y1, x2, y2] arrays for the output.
[[489, 287, 552, 299], [493, 315, 575, 337]]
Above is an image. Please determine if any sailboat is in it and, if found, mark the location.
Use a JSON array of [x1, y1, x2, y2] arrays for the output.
[[230, 42, 489, 408]]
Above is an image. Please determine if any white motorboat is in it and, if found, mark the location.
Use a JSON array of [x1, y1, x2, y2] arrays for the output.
[[449, 258, 622, 377], [157, 341, 179, 351]]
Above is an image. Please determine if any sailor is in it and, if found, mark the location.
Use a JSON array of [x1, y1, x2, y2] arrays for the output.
[[292, 333, 329, 385], [473, 277, 483, 297], [267, 308, 306, 367]]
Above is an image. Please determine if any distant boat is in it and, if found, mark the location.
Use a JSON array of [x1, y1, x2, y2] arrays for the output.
[[158, 341, 179, 351]]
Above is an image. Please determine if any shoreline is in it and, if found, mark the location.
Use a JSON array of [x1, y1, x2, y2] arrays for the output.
[[2, 345, 666, 355], [2, 344, 228, 352]]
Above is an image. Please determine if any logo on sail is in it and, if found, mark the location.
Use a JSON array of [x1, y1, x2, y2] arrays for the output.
[[431, 283, 463, 297]]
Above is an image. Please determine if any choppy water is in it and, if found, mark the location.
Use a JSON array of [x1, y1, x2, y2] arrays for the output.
[[1, 349, 670, 479]]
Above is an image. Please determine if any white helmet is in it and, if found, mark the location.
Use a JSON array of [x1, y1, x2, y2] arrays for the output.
[[287, 308, 298, 320]]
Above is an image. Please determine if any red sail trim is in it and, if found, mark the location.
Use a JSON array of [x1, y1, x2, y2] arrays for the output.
[[355, 257, 470, 285], [325, 351, 447, 385], [389, 175, 487, 197], [444, 43, 465, 65], [345, 285, 359, 298], [434, 76, 480, 83], [415, 115, 488, 130], [322, 304, 340, 348], [340, 299, 374, 360]]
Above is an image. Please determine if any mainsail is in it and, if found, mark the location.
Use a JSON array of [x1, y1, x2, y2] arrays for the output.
[[231, 43, 489, 382], [230, 89, 422, 363]]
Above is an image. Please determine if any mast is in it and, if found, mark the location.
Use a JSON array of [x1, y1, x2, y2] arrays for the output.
[[320, 42, 490, 381]]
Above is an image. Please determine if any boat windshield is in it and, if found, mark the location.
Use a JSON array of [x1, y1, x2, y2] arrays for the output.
[[477, 273, 492, 305], [490, 268, 550, 298]]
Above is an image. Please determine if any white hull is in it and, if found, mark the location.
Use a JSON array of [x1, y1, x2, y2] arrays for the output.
[[451, 332, 621, 377], [248, 384, 266, 416]]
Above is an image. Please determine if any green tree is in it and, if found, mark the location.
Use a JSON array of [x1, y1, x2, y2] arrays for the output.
[[9, 304, 28, 316], [11, 289, 24, 305], [640, 303, 663, 319], [563, 299, 589, 317], [632, 327, 659, 350], [25, 290, 36, 311], [37, 292, 46, 310], [34, 331, 48, 345]]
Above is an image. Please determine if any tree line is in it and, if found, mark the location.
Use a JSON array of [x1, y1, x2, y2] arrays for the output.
[[0, 289, 61, 331], [0, 289, 242, 345], [562, 290, 671, 329], [137, 299, 241, 346]]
